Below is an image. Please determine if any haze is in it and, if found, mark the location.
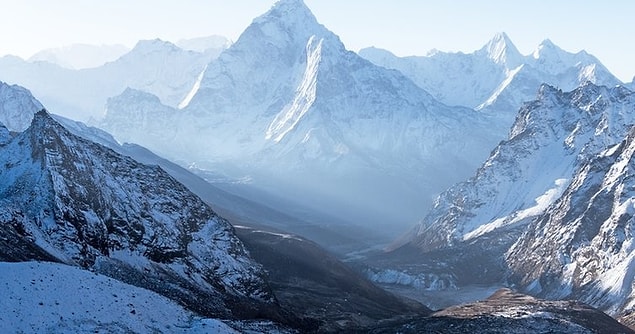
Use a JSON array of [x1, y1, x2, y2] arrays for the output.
[[1, 0, 633, 82]]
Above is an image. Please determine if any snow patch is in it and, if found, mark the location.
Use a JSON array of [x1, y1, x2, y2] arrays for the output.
[[464, 178, 568, 240], [179, 64, 208, 109], [265, 35, 322, 142]]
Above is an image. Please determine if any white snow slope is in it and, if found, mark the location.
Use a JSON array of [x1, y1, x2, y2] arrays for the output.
[[0, 261, 237, 334], [507, 122, 635, 317]]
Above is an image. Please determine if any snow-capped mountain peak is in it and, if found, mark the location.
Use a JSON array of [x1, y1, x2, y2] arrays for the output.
[[261, 0, 316, 24], [532, 38, 560, 59], [127, 38, 182, 56], [239, 0, 333, 54], [0, 81, 44, 132], [477, 32, 523, 67]]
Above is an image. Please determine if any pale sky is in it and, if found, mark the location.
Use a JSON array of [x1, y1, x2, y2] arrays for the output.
[[0, 0, 633, 82]]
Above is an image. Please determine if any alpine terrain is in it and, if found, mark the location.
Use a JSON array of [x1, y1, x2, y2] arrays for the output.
[[0, 37, 226, 121], [2, 0, 635, 332], [360, 32, 621, 127], [0, 81, 434, 332], [375, 83, 635, 326], [101, 0, 500, 230], [0, 108, 283, 319]]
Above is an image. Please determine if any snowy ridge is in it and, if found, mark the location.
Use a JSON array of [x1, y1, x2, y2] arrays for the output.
[[178, 64, 207, 109], [507, 122, 635, 317], [360, 33, 621, 128], [0, 38, 220, 121]]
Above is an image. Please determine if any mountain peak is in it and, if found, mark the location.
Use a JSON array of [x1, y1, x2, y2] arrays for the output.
[[532, 38, 565, 59], [270, 0, 311, 14], [130, 38, 181, 54], [539, 38, 557, 48], [250, 0, 322, 39], [478, 32, 522, 66], [0, 81, 45, 132]]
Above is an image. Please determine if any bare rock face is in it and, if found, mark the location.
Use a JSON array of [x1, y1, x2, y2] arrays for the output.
[[366, 289, 634, 334]]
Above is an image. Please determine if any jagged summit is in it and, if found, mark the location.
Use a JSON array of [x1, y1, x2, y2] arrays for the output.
[[128, 38, 182, 54], [477, 32, 522, 66], [532, 38, 564, 59], [0, 81, 44, 132], [237, 0, 333, 53], [263, 0, 316, 22]]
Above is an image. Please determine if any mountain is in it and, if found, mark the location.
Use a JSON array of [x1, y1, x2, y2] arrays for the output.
[[359, 33, 621, 125], [385, 83, 635, 321], [101, 0, 500, 230], [407, 83, 635, 252], [0, 110, 284, 320], [359, 32, 520, 110], [506, 123, 635, 319], [0, 81, 44, 131], [0, 38, 218, 121], [28, 43, 130, 70]]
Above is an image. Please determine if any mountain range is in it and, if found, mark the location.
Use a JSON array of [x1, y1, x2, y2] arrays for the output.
[[1, 1, 625, 235], [1, 71, 630, 334], [28, 43, 130, 70], [0, 37, 228, 121], [2, 0, 635, 331], [360, 32, 621, 125]]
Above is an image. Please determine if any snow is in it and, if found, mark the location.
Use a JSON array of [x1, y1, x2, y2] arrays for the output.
[[0, 81, 44, 132], [266, 35, 322, 142], [464, 178, 568, 240], [0, 38, 218, 121], [360, 33, 621, 127], [0, 261, 238, 334], [179, 64, 207, 109], [234, 225, 303, 241]]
